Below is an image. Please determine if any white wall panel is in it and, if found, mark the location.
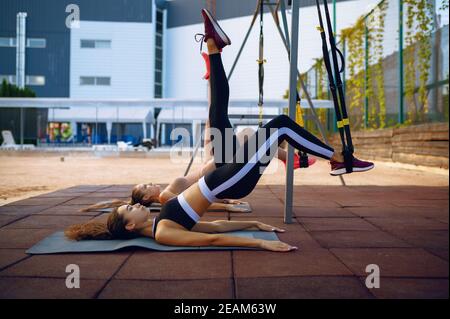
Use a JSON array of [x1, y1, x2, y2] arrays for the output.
[[70, 21, 154, 98]]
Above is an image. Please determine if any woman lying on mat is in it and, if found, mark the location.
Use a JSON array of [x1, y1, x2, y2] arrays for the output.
[[66, 10, 374, 252], [80, 14, 315, 214]]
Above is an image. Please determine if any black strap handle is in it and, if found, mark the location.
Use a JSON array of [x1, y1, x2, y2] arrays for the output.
[[336, 47, 345, 74]]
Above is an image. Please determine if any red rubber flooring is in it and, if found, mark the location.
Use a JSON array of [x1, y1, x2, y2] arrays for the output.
[[0, 185, 448, 299]]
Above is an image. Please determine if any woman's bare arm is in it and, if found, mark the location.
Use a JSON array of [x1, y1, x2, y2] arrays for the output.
[[155, 224, 295, 252], [191, 220, 286, 233]]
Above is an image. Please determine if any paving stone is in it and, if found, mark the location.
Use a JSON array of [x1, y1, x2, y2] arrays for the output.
[[331, 248, 449, 278], [0, 228, 55, 249], [291, 199, 341, 208], [0, 215, 24, 228], [38, 192, 87, 198], [0, 277, 106, 299], [389, 230, 449, 251], [233, 249, 351, 278], [298, 217, 379, 231], [366, 217, 448, 231], [0, 249, 29, 270], [0, 252, 130, 279], [96, 185, 135, 192], [115, 251, 232, 280], [64, 185, 111, 192], [98, 278, 233, 299], [347, 206, 448, 219], [235, 276, 374, 299], [63, 197, 129, 205], [239, 203, 288, 217], [4, 215, 93, 230], [0, 205, 53, 215], [36, 205, 99, 216], [427, 249, 449, 261], [310, 230, 411, 248], [360, 277, 449, 299], [5, 197, 73, 206], [391, 199, 449, 209], [82, 192, 131, 198], [230, 216, 322, 251], [334, 199, 396, 208], [293, 207, 356, 218]]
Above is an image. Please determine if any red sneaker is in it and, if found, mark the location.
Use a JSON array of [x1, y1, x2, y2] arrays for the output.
[[201, 52, 210, 80], [330, 157, 374, 176], [201, 8, 231, 51], [282, 153, 316, 169]]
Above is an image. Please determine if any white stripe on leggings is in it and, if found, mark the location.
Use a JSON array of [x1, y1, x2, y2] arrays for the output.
[[177, 194, 201, 223], [211, 127, 334, 196]]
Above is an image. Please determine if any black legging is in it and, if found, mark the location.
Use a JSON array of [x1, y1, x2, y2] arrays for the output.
[[198, 114, 335, 202], [208, 53, 238, 167]]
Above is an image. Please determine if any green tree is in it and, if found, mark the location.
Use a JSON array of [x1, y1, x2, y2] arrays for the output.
[[0, 79, 36, 97]]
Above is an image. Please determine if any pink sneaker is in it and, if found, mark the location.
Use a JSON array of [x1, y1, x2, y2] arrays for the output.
[[200, 8, 231, 51], [330, 157, 374, 176]]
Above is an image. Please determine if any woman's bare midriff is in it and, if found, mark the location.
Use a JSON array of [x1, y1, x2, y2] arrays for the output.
[[182, 182, 212, 217]]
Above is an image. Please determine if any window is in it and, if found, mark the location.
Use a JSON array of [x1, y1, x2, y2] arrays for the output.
[[81, 39, 111, 49], [0, 37, 46, 48], [0, 38, 13, 47], [27, 38, 46, 48], [0, 75, 45, 86], [80, 77, 95, 85], [26, 75, 45, 86], [80, 76, 111, 86], [154, 8, 164, 98], [96, 77, 111, 86]]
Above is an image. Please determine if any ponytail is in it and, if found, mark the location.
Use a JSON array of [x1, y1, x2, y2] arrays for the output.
[[65, 222, 112, 241], [65, 207, 140, 241]]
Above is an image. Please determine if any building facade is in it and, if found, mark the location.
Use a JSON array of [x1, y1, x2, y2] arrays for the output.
[[0, 0, 378, 145]]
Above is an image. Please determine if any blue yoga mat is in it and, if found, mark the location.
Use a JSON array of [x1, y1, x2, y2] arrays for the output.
[[26, 230, 279, 255]]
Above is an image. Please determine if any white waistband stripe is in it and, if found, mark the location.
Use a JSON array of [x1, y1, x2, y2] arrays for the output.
[[198, 177, 217, 203], [178, 194, 201, 223]]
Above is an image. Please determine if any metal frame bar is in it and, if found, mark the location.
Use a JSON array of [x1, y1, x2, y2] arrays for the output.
[[284, 0, 300, 224]]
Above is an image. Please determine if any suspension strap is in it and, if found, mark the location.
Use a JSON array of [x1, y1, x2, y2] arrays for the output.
[[257, 0, 265, 126], [315, 0, 354, 173]]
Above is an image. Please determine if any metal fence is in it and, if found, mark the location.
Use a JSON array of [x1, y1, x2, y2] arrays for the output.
[[301, 0, 449, 135]]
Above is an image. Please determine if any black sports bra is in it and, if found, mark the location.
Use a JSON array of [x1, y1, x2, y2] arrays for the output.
[[152, 196, 199, 236]]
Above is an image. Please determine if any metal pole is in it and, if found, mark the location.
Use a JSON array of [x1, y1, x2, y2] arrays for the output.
[[284, 0, 300, 224], [16, 13, 27, 148], [398, 0, 404, 124], [364, 16, 369, 129]]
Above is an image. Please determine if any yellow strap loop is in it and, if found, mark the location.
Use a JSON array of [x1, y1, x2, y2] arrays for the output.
[[337, 118, 350, 128], [295, 102, 304, 128]]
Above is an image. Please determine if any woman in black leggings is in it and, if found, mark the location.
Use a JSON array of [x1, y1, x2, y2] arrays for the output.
[[66, 9, 374, 252]]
